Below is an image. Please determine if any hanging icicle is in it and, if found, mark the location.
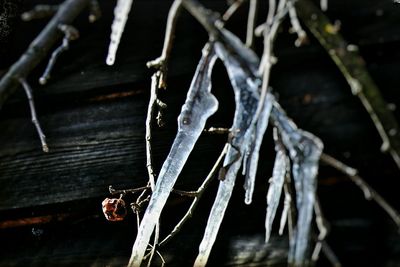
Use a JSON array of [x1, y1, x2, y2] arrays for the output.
[[265, 127, 288, 243], [271, 98, 323, 266], [106, 0, 133, 65], [195, 28, 273, 266], [128, 43, 219, 267]]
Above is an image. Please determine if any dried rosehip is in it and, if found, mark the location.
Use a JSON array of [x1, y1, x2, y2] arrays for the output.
[[102, 198, 127, 221]]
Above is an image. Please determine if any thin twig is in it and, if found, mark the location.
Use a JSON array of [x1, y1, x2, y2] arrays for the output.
[[109, 185, 150, 195], [158, 144, 228, 247], [39, 24, 79, 85], [147, 0, 183, 89], [245, 0, 258, 48], [320, 240, 342, 267], [255, 0, 289, 128], [296, 0, 400, 170], [147, 224, 160, 267], [312, 197, 329, 263], [19, 79, 48, 152], [0, 0, 91, 109], [146, 73, 160, 190], [222, 0, 247, 21], [287, 0, 307, 47], [321, 153, 400, 230], [203, 127, 230, 134]]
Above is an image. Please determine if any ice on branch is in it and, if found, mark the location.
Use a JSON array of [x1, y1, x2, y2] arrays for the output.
[[271, 98, 323, 266], [195, 29, 271, 266], [128, 43, 219, 267]]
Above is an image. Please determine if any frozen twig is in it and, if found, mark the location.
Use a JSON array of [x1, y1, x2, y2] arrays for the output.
[[19, 79, 48, 153], [320, 153, 400, 230], [147, 0, 183, 89], [144, 74, 163, 267], [39, 24, 79, 85], [106, 0, 133, 65], [255, 0, 288, 135], [296, 0, 400, 170], [159, 144, 228, 246], [21, 5, 60, 21], [0, 0, 91, 109], [245, 0, 258, 48]]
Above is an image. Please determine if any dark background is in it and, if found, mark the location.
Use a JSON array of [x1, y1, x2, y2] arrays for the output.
[[0, 0, 400, 266]]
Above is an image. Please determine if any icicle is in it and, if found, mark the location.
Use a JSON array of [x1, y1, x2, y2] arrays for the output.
[[244, 93, 273, 204], [265, 128, 288, 243], [270, 96, 323, 266], [106, 0, 133, 65], [128, 43, 219, 267], [194, 29, 262, 267]]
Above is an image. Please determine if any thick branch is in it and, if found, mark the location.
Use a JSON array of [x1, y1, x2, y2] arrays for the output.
[[296, 0, 400, 169], [0, 0, 90, 109]]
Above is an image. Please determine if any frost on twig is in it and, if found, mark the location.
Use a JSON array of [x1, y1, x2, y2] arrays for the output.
[[39, 24, 79, 85], [271, 98, 323, 266], [106, 0, 133, 66], [128, 43, 219, 267]]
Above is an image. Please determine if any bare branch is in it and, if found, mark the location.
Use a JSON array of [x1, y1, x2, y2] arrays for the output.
[[296, 0, 400, 170], [321, 153, 400, 230], [0, 0, 91, 110], [146, 73, 160, 190], [39, 24, 79, 85], [19, 79, 48, 153], [245, 0, 258, 48], [320, 240, 342, 267], [147, 0, 183, 89]]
